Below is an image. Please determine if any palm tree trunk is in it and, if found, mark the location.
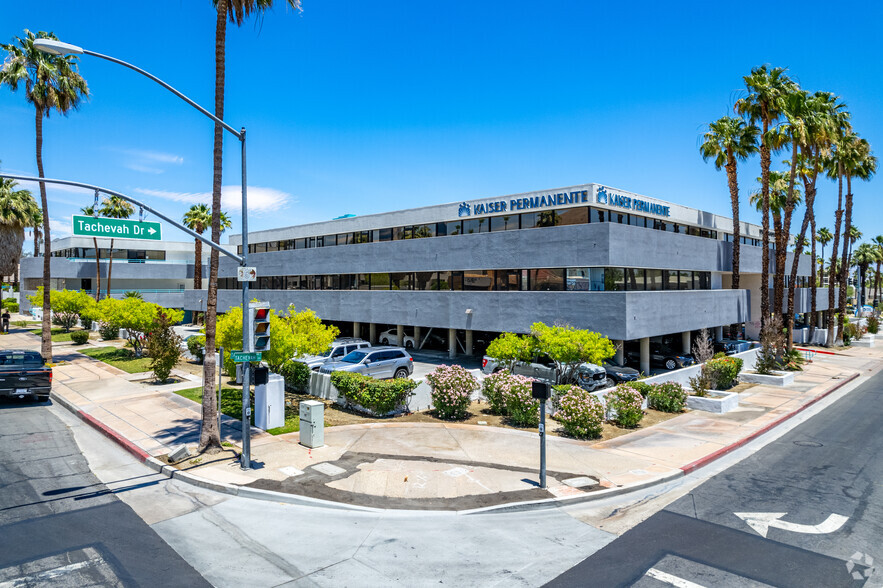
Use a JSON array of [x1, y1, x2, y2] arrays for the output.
[[780, 141, 800, 345], [32, 223, 40, 257], [874, 259, 881, 306], [106, 238, 114, 298], [193, 236, 202, 324], [785, 174, 815, 352], [759, 120, 771, 332], [199, 0, 227, 453], [725, 150, 741, 336], [35, 106, 52, 362], [809, 211, 817, 341], [93, 236, 101, 301], [838, 176, 853, 339], [826, 166, 844, 346]]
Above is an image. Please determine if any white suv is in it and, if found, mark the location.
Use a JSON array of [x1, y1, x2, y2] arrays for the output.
[[296, 338, 371, 371]]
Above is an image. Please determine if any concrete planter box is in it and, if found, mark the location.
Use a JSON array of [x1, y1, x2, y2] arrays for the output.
[[686, 390, 739, 413], [740, 371, 795, 386], [852, 334, 875, 348]]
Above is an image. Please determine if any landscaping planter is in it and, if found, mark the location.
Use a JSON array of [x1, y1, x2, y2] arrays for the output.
[[739, 371, 795, 386], [852, 334, 875, 348], [686, 390, 739, 414]]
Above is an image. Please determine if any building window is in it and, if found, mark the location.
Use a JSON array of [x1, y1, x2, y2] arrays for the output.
[[558, 207, 589, 226], [463, 218, 489, 234], [434, 271, 452, 290], [370, 273, 390, 290], [437, 221, 462, 236], [536, 211, 559, 227], [679, 270, 692, 290], [625, 268, 645, 290], [495, 269, 520, 291], [414, 271, 435, 290], [412, 224, 435, 238], [463, 270, 493, 291], [645, 269, 663, 291], [490, 215, 519, 231], [605, 268, 625, 291], [530, 268, 564, 291], [390, 272, 413, 290], [566, 268, 589, 291]]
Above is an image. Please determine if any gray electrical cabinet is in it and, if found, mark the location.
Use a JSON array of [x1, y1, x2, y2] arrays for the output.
[[254, 373, 285, 431], [299, 400, 324, 448]]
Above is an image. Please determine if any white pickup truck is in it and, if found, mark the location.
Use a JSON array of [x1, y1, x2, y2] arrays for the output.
[[480, 353, 609, 391]]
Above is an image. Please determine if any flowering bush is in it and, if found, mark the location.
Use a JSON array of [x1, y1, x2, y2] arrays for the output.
[[331, 372, 417, 415], [425, 364, 478, 420], [605, 385, 644, 428], [647, 382, 687, 413], [482, 370, 513, 415], [704, 356, 743, 390], [481, 370, 539, 426], [556, 386, 605, 439], [621, 380, 653, 398]]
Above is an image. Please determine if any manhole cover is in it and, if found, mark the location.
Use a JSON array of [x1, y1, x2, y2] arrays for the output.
[[794, 440, 823, 447]]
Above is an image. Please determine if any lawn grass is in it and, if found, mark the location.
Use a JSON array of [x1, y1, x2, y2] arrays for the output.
[[174, 386, 300, 435], [29, 327, 88, 342], [79, 346, 153, 373]]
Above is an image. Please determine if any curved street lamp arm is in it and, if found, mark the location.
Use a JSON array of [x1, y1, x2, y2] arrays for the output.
[[0, 173, 244, 265]]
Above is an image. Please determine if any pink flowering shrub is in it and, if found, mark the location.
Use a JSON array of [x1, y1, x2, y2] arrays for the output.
[[556, 386, 605, 439], [482, 370, 512, 415], [481, 370, 539, 426], [425, 364, 478, 420], [605, 385, 645, 428]]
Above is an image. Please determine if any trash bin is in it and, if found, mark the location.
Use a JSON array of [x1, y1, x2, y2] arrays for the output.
[[254, 373, 284, 430], [299, 400, 324, 448]]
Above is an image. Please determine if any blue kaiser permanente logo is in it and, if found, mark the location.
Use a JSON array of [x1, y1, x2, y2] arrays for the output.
[[596, 186, 608, 204], [458, 202, 471, 217]]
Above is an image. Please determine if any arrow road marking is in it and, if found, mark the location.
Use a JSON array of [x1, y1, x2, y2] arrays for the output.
[[734, 512, 849, 538]]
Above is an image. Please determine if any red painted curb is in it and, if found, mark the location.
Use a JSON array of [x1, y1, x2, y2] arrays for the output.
[[77, 409, 150, 463], [680, 372, 859, 475], [794, 347, 839, 356]]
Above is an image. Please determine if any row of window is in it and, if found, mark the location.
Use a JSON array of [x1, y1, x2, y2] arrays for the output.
[[238, 206, 724, 255], [218, 268, 714, 292], [51, 247, 167, 261]]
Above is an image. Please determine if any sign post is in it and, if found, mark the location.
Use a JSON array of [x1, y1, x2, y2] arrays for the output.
[[531, 381, 551, 489], [72, 214, 162, 241]]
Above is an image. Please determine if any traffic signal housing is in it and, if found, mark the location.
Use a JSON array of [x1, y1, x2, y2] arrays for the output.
[[249, 302, 271, 353]]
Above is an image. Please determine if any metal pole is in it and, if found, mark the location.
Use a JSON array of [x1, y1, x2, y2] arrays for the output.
[[240, 128, 252, 470], [218, 346, 223, 436], [539, 401, 546, 489]]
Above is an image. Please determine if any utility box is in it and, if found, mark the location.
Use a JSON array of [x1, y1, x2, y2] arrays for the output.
[[254, 373, 284, 431], [299, 400, 324, 448]]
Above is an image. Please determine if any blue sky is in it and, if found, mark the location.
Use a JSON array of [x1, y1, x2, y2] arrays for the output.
[[1, 0, 881, 248]]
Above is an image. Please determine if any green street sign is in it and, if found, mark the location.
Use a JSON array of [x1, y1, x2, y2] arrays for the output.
[[231, 350, 262, 363], [72, 214, 162, 241]]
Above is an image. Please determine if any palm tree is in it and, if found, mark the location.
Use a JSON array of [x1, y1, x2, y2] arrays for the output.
[[0, 178, 41, 291], [200, 0, 302, 454], [792, 235, 810, 250], [0, 30, 89, 360], [100, 196, 135, 298], [80, 204, 102, 300], [872, 235, 883, 304], [817, 227, 833, 282], [736, 65, 797, 331], [824, 115, 854, 345], [700, 116, 759, 292], [852, 243, 878, 308], [182, 203, 231, 324]]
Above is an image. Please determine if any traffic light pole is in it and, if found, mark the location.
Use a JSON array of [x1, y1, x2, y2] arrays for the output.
[[240, 129, 252, 471]]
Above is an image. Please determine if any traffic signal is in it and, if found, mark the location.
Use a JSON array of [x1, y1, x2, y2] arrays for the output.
[[249, 302, 271, 352]]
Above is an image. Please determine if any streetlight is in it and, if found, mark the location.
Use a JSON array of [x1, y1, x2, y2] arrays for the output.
[[35, 37, 255, 469]]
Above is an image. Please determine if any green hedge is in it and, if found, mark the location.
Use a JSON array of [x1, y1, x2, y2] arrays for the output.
[[331, 371, 417, 415], [704, 356, 743, 390], [647, 382, 687, 413], [70, 330, 90, 345], [621, 380, 653, 398], [278, 360, 311, 393], [187, 335, 206, 363]]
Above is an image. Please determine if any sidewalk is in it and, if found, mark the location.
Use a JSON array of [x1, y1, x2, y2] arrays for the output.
[[6, 328, 879, 512]]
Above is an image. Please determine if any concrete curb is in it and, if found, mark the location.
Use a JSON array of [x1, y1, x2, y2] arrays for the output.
[[50, 369, 864, 515]]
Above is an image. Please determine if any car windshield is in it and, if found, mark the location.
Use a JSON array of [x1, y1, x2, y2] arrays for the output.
[[605, 359, 623, 368], [0, 352, 43, 367], [341, 351, 368, 363]]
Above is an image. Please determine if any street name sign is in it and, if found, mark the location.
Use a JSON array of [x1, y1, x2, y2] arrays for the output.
[[231, 350, 262, 363], [72, 214, 162, 241]]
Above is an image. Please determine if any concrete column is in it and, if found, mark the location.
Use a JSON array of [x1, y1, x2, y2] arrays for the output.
[[817, 311, 824, 328], [715, 326, 724, 341], [414, 326, 422, 349], [640, 337, 650, 376], [448, 328, 457, 358], [369, 323, 377, 344], [681, 331, 691, 354], [614, 340, 624, 365], [353, 322, 360, 340], [396, 324, 405, 348], [465, 330, 474, 356]]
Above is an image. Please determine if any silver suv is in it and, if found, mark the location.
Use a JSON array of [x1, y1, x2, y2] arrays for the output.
[[481, 353, 609, 391], [319, 346, 413, 379], [297, 338, 371, 371]]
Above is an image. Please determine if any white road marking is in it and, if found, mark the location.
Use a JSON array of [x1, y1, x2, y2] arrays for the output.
[[0, 560, 94, 588], [734, 512, 849, 538], [644, 567, 707, 588]]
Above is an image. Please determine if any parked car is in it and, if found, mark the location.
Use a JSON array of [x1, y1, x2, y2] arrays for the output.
[[603, 358, 640, 383], [378, 329, 416, 349], [625, 343, 694, 371], [297, 338, 371, 371], [319, 346, 413, 379], [0, 350, 52, 402], [713, 339, 751, 355], [481, 354, 608, 391]]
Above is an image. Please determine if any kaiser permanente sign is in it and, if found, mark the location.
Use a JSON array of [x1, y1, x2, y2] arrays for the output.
[[72, 214, 162, 241]]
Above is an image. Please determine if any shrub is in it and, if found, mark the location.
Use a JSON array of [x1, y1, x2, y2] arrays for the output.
[[605, 385, 644, 428], [99, 323, 120, 341], [147, 311, 181, 382], [648, 382, 687, 412], [2, 299, 19, 313], [781, 348, 805, 371], [331, 371, 417, 415], [480, 370, 540, 426], [278, 360, 311, 393], [187, 335, 206, 363], [425, 364, 478, 420], [713, 351, 728, 359], [551, 384, 572, 414], [70, 330, 90, 345], [704, 356, 743, 390], [621, 380, 653, 398], [556, 387, 605, 439], [688, 369, 712, 397], [14, 320, 27, 328], [867, 315, 879, 335]]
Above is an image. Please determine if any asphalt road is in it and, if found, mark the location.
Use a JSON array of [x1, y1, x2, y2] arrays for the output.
[[547, 370, 883, 587], [0, 397, 210, 587]]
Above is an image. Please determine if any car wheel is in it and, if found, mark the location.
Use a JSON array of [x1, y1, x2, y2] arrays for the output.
[[394, 368, 409, 379], [380, 338, 389, 345], [605, 376, 615, 387], [405, 340, 414, 349], [664, 358, 677, 370]]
